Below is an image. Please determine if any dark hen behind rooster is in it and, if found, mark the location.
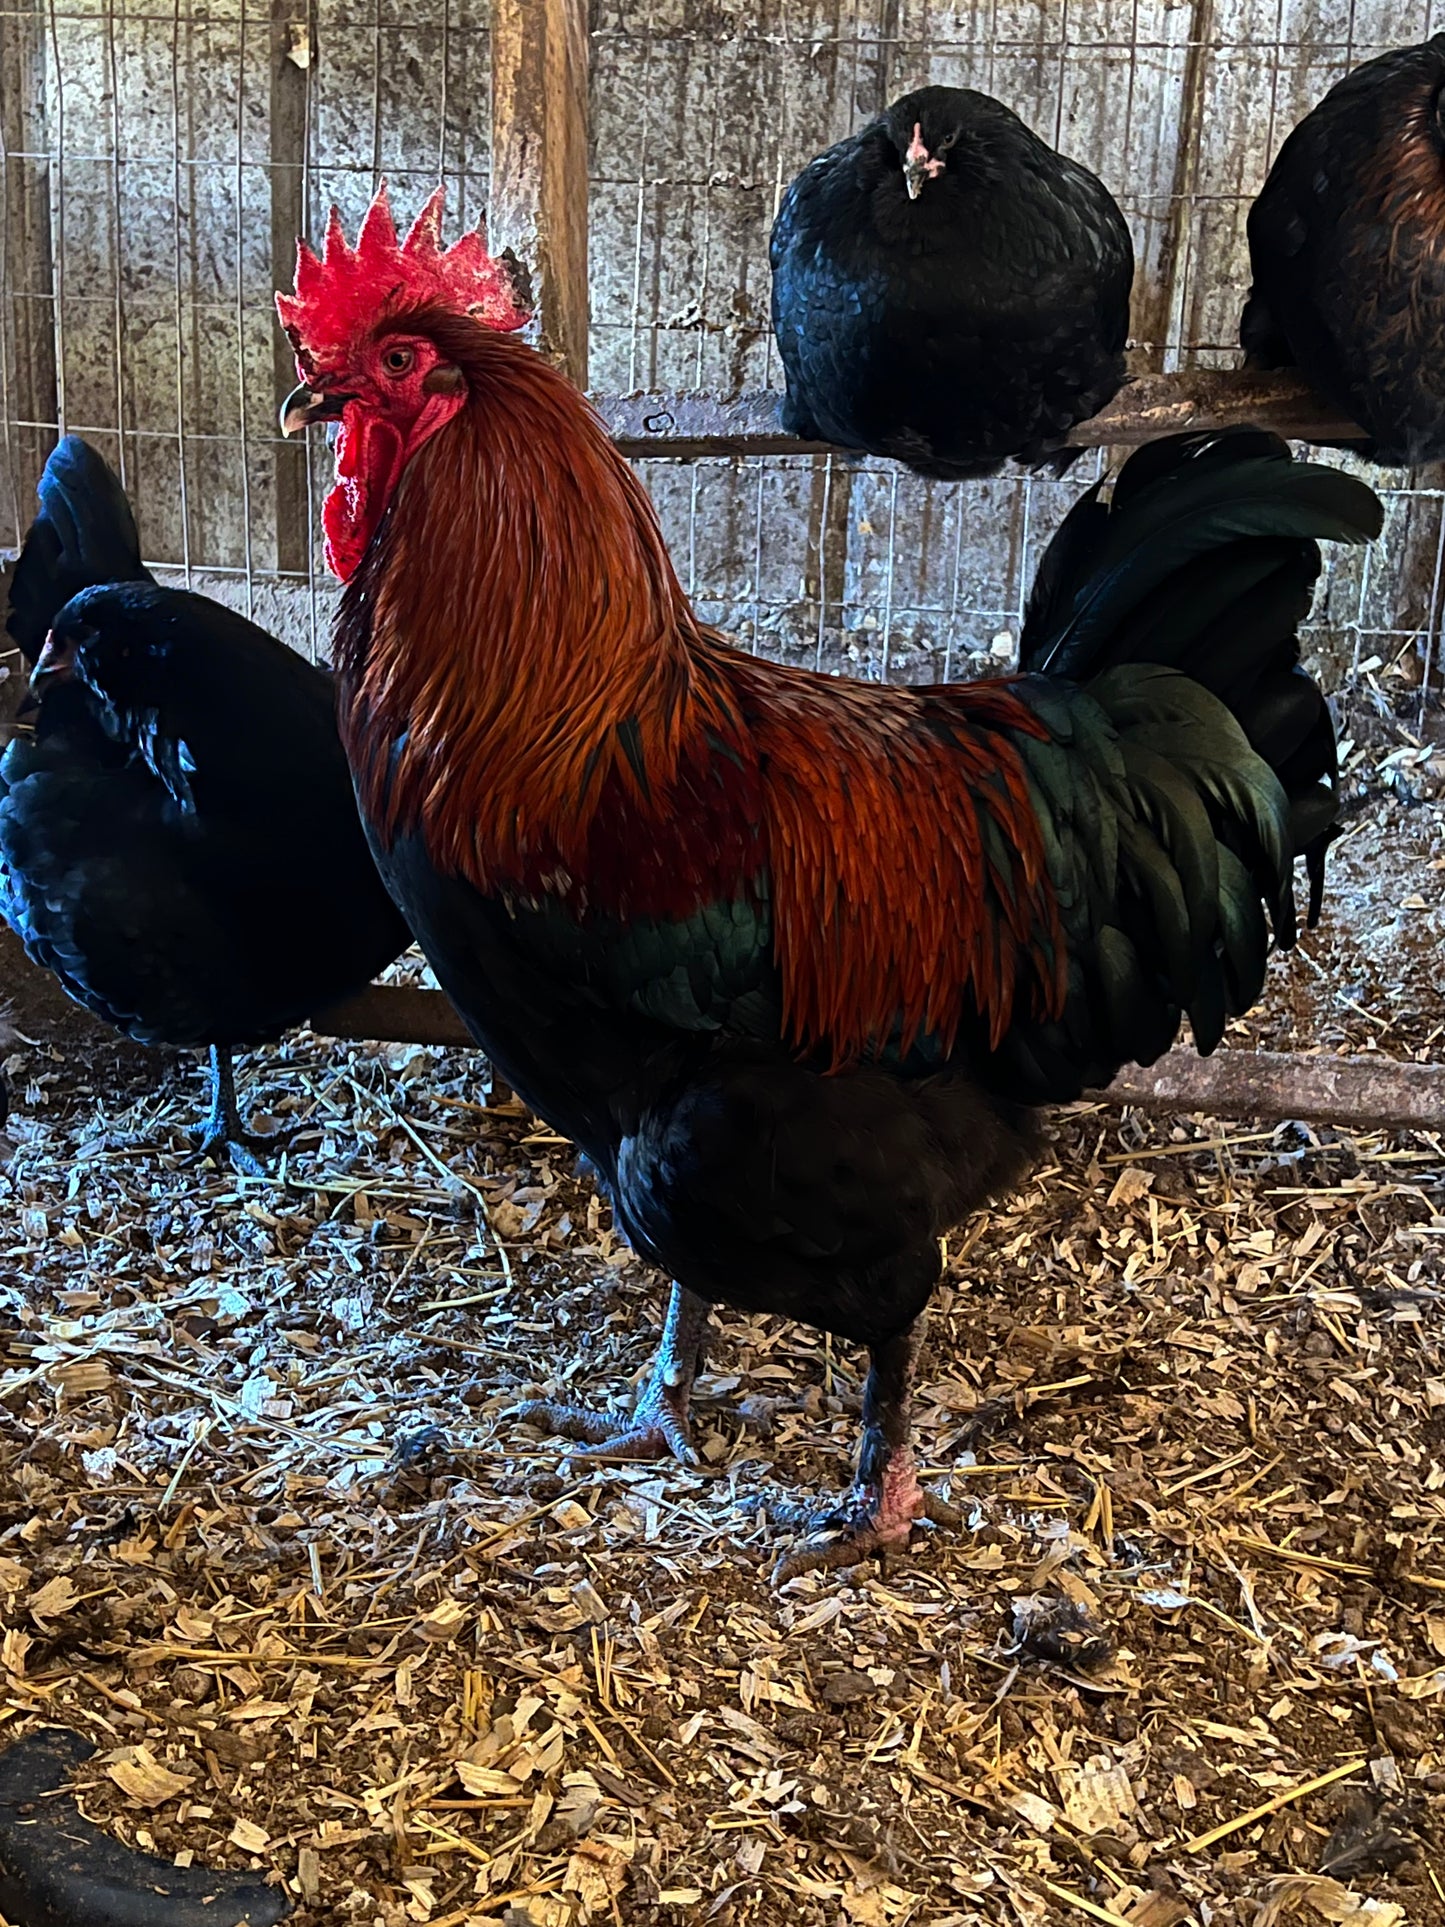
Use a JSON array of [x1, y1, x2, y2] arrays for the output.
[[1241, 33, 1445, 465], [0, 437, 412, 1168]]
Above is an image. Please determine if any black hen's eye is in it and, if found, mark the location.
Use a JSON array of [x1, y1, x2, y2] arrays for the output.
[[937, 131, 959, 152], [382, 344, 415, 377]]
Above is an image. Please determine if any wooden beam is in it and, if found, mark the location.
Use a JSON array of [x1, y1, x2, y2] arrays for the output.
[[312, 987, 1440, 1137], [1098, 1049, 1445, 1136], [1068, 369, 1362, 449], [312, 984, 473, 1048], [489, 0, 590, 387], [311, 984, 515, 1106], [596, 370, 1364, 463]]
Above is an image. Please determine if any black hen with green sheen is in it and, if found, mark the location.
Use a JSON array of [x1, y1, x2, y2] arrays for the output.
[[769, 85, 1135, 477], [0, 437, 412, 1169]]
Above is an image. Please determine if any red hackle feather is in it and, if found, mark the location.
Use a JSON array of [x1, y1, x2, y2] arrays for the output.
[[330, 318, 1065, 1070], [275, 180, 530, 378]]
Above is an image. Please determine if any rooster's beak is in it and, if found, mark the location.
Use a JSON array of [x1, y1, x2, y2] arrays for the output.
[[29, 629, 76, 698], [279, 384, 354, 437]]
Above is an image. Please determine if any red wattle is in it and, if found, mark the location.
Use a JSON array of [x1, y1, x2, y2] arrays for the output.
[[321, 408, 404, 582]]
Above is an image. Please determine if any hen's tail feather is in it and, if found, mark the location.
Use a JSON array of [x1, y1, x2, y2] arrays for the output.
[[1020, 429, 1380, 922], [6, 437, 150, 664]]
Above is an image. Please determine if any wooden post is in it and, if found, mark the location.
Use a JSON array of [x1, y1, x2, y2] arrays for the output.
[[489, 0, 590, 388], [269, 0, 314, 579], [0, 0, 59, 547], [1134, 0, 1216, 375]]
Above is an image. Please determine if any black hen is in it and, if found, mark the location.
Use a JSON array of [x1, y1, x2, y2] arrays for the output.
[[1241, 35, 1445, 466], [769, 84, 1135, 477], [0, 437, 412, 1169]]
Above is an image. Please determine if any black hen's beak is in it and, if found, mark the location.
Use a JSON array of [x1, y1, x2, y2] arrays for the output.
[[902, 123, 937, 201], [279, 384, 353, 437], [29, 629, 76, 698]]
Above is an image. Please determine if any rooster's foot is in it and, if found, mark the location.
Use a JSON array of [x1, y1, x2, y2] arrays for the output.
[[192, 1044, 283, 1175], [518, 1281, 710, 1468], [518, 1375, 698, 1466], [770, 1446, 960, 1584]]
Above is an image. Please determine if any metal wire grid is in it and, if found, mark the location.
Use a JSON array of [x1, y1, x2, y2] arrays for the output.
[[597, 0, 1445, 694], [0, 0, 494, 656], [0, 0, 1441, 696]]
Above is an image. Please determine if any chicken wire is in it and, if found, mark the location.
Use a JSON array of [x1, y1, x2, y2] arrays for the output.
[[0, 0, 1442, 704]]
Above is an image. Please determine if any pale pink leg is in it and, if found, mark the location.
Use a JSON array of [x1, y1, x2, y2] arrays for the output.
[[771, 1315, 959, 1584]]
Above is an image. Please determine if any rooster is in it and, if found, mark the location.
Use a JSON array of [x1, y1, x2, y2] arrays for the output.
[[0, 437, 412, 1169], [279, 188, 1380, 1578], [770, 85, 1135, 476], [1241, 34, 1445, 466]]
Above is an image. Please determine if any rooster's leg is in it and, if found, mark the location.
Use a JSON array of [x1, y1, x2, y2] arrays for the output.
[[193, 1045, 272, 1177], [518, 1281, 709, 1466], [771, 1314, 959, 1584]]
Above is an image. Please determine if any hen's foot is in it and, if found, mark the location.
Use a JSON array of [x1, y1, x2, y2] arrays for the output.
[[770, 1446, 960, 1584], [191, 1123, 276, 1178], [192, 1043, 282, 1175], [518, 1374, 698, 1466]]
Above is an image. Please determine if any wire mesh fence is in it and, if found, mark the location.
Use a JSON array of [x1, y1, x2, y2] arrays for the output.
[[1, 0, 1442, 702]]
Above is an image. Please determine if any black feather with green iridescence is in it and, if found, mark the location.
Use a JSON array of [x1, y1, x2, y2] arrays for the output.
[[986, 427, 1381, 1104], [452, 434, 1377, 1113]]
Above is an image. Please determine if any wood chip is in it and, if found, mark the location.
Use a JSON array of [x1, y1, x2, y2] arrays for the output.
[[1, 792, 1440, 1920], [105, 1747, 193, 1809]]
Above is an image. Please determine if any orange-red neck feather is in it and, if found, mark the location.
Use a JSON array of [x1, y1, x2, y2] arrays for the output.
[[333, 318, 1064, 1065], [335, 318, 736, 867]]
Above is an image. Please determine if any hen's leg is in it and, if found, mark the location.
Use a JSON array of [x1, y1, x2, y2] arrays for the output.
[[518, 1281, 709, 1465], [772, 1313, 959, 1584], [193, 1045, 271, 1177]]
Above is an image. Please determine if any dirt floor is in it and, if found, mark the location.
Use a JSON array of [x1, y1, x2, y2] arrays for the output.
[[0, 779, 1442, 1927]]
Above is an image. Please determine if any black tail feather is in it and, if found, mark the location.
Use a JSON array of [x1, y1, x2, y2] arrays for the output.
[[1021, 429, 1380, 921]]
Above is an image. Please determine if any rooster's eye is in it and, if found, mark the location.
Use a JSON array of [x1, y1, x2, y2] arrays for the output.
[[382, 344, 415, 377]]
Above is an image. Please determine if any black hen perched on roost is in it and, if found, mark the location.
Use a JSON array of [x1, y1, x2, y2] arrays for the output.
[[769, 84, 1135, 477], [0, 437, 412, 1169], [1241, 34, 1445, 466]]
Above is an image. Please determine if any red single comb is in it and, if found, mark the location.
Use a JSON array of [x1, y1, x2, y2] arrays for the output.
[[275, 181, 530, 363]]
